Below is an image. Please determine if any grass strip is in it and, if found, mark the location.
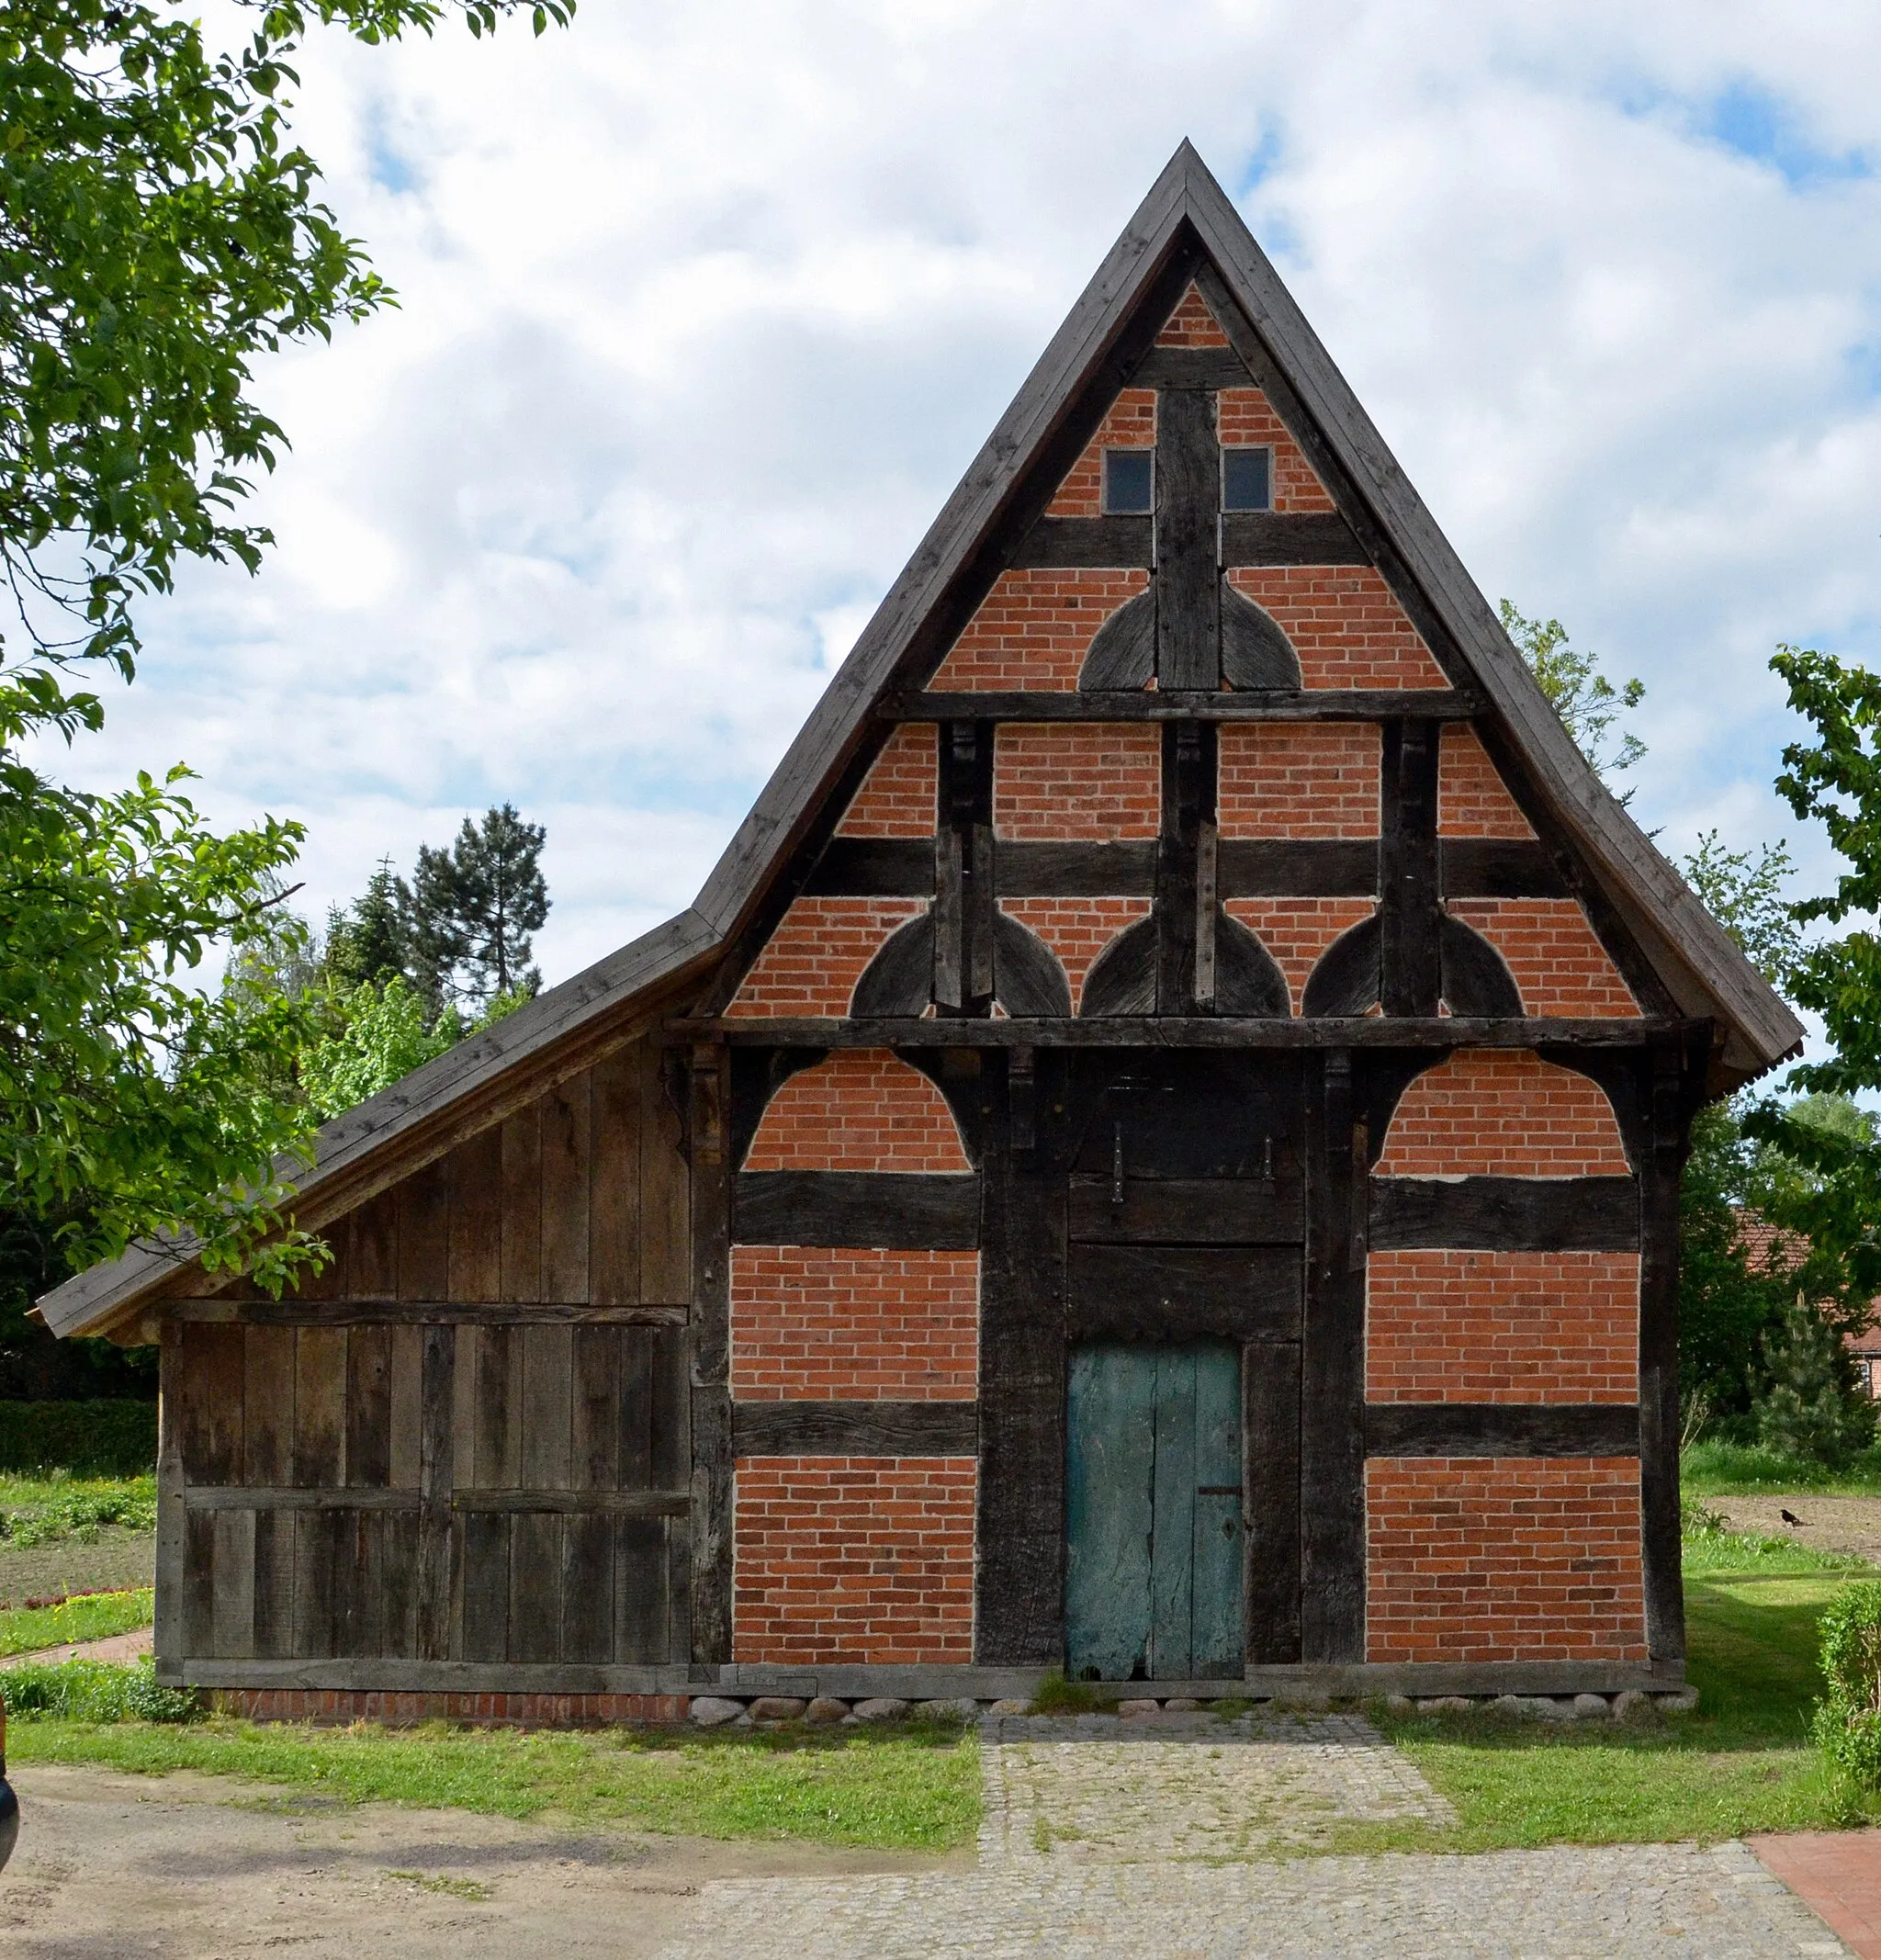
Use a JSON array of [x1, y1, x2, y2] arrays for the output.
[[0, 1475, 157, 1549], [0, 1588, 152, 1657], [6, 1717, 981, 1851], [1683, 1441, 1881, 1497]]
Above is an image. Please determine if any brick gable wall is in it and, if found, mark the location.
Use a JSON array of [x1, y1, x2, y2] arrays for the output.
[[837, 724, 937, 838], [1226, 568, 1450, 689], [1047, 390, 1156, 518], [994, 723, 1162, 839], [1225, 897, 1377, 1013], [1218, 723, 1380, 838], [1378, 1051, 1632, 1176], [726, 897, 923, 1018], [1216, 389, 1335, 513], [1001, 898, 1154, 1013], [1440, 724, 1534, 838], [1447, 899, 1639, 1018], [928, 569, 1151, 693]]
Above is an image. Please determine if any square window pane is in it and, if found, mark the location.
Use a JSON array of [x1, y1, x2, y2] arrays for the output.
[[1222, 447, 1273, 511], [1103, 449, 1154, 514]]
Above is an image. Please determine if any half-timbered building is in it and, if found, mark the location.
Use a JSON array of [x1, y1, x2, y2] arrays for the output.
[[41, 145, 1802, 1714]]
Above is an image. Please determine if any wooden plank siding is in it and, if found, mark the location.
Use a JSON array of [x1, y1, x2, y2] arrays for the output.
[[157, 1039, 693, 1681]]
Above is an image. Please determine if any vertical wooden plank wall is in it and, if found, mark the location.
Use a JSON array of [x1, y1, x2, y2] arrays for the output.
[[163, 1035, 693, 1679]]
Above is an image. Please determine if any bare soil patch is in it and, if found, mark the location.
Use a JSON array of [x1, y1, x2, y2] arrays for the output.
[[0, 1762, 961, 1958], [0, 1526, 154, 1605], [1710, 1493, 1881, 1563]]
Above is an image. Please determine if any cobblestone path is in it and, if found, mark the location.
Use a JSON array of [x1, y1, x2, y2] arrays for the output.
[[654, 1710, 1851, 1958]]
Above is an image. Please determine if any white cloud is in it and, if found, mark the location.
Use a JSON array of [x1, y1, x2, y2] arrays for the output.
[[36, 0, 1881, 986]]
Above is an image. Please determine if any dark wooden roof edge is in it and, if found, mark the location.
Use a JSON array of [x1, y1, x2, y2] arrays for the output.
[[687, 141, 1798, 1077], [38, 907, 726, 1339], [1169, 154, 1803, 1077]]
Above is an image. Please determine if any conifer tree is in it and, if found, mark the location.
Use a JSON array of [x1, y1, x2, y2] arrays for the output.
[[398, 805, 549, 1007]]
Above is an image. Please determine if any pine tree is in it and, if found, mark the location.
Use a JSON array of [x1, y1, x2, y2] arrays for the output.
[[1757, 1298, 1877, 1468], [397, 805, 548, 1007], [324, 860, 412, 992]]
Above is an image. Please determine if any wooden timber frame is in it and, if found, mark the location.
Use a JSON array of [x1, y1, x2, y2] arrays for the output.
[[42, 144, 1798, 1705]]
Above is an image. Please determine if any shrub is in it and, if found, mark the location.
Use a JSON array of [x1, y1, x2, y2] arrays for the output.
[[0, 1475, 156, 1546], [0, 1402, 156, 1477], [1812, 1580, 1881, 1784], [1756, 1302, 1876, 1470], [2, 1657, 197, 1724]]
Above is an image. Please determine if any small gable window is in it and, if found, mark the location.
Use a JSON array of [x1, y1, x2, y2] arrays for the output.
[[1222, 446, 1273, 512], [1102, 448, 1155, 514]]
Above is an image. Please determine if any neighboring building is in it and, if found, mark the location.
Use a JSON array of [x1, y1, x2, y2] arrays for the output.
[[1732, 1209, 1881, 1399], [39, 146, 1801, 1716]]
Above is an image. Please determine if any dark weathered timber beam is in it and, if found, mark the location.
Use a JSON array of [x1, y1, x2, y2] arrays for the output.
[[1007, 512, 1370, 569], [166, 1299, 689, 1326], [669, 1015, 1710, 1051], [1066, 1243, 1302, 1341], [733, 1171, 980, 1250], [1365, 1403, 1640, 1458], [1009, 515, 1153, 569], [879, 689, 1477, 723], [1222, 511, 1370, 566], [731, 1400, 978, 1458], [1067, 1175, 1304, 1245], [803, 837, 1556, 903], [1369, 1175, 1640, 1252], [1127, 346, 1253, 389], [1438, 838, 1568, 899]]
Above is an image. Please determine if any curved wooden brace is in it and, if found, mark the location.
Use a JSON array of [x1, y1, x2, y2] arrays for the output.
[[1213, 907, 1290, 1016], [1438, 914, 1524, 1018], [1077, 586, 1156, 691], [1081, 913, 1160, 1016], [993, 909, 1073, 1017], [1302, 912, 1381, 1018], [850, 911, 935, 1017], [1221, 581, 1302, 691]]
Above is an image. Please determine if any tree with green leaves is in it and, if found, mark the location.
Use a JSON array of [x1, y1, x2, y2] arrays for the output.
[[0, 0, 571, 1300], [1501, 600, 1648, 800], [400, 803, 549, 1007], [1742, 646, 1881, 1300], [323, 859, 410, 992]]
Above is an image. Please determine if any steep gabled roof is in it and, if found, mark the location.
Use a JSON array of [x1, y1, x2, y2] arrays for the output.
[[41, 141, 1800, 1340]]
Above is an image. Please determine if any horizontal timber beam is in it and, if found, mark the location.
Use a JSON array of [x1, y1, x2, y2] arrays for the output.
[[179, 1486, 690, 1515], [1007, 512, 1370, 569], [1365, 1403, 1640, 1458], [1369, 1176, 1640, 1252], [731, 1400, 978, 1458], [670, 1016, 1708, 1052], [734, 1171, 980, 1249], [167, 1300, 689, 1326], [880, 689, 1476, 723], [805, 837, 1564, 902]]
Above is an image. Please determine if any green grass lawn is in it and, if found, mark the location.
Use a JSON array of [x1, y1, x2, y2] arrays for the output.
[[1363, 1526, 1880, 1853], [6, 1716, 981, 1851], [0, 1474, 157, 1605], [1683, 1440, 1881, 1496], [0, 1587, 152, 1657]]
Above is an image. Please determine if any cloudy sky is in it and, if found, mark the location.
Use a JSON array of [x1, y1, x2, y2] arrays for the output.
[[46, 1, 1881, 988]]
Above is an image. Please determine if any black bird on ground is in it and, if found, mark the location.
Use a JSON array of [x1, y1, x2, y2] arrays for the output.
[[1781, 1508, 1805, 1526]]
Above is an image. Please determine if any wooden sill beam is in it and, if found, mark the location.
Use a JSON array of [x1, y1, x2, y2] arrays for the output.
[[879, 688, 1477, 723], [666, 1015, 1709, 1051]]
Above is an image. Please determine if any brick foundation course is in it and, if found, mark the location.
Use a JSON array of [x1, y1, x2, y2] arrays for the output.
[[731, 1245, 979, 1399], [744, 1049, 970, 1171], [1378, 1049, 1631, 1175], [995, 723, 1161, 839], [1366, 1457, 1647, 1664], [207, 1688, 691, 1729], [727, 897, 922, 1018], [1447, 899, 1639, 1018], [1367, 1249, 1640, 1403], [733, 1456, 976, 1663]]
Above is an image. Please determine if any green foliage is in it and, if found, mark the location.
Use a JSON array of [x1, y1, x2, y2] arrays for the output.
[[400, 803, 550, 1008], [1501, 601, 1646, 797], [1742, 647, 1881, 1296], [0, 760, 326, 1288], [0, 1472, 156, 1543], [1684, 1438, 1881, 1496], [322, 860, 409, 991], [1683, 829, 1803, 995], [2, 1654, 196, 1722], [1757, 1299, 1876, 1469], [0, 1585, 152, 1653], [0, 1210, 152, 1397], [0, 1406, 154, 1476], [1027, 1670, 1118, 1714], [298, 977, 525, 1121], [1813, 1580, 1881, 1785]]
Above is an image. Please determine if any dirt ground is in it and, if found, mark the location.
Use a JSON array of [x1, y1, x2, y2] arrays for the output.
[[1711, 1492, 1881, 1562], [0, 1763, 963, 1959]]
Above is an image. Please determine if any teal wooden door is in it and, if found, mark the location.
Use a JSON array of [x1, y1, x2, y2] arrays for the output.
[[1065, 1343, 1243, 1680]]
